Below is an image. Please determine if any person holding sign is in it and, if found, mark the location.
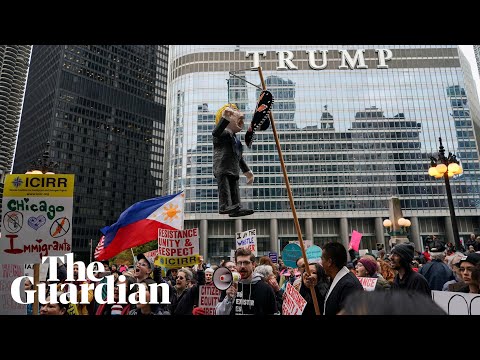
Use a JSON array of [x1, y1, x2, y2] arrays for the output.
[[299, 263, 329, 316], [355, 257, 391, 291], [216, 248, 277, 315]]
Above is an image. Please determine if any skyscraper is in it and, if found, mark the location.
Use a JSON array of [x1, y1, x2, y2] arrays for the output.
[[165, 45, 480, 263], [13, 45, 169, 261], [0, 45, 31, 209], [474, 45, 480, 77]]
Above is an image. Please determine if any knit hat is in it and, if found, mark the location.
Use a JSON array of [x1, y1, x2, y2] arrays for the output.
[[205, 268, 215, 275], [391, 243, 415, 264], [358, 258, 378, 276]]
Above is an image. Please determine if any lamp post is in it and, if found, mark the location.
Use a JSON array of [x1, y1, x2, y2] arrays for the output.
[[25, 141, 58, 315], [428, 137, 463, 250], [383, 217, 411, 241]]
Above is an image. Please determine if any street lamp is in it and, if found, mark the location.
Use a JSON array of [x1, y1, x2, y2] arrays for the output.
[[25, 141, 58, 315], [428, 137, 463, 250], [383, 217, 411, 237], [25, 141, 58, 174]]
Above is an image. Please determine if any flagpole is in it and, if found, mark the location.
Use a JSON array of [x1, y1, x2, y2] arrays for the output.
[[131, 248, 136, 264], [89, 239, 93, 263], [257, 67, 320, 315]]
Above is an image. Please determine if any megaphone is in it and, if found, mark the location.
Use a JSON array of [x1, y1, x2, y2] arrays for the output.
[[213, 267, 241, 291]]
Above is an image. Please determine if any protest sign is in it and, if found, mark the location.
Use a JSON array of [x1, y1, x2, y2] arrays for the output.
[[235, 229, 257, 256], [282, 282, 307, 315], [157, 228, 200, 268], [198, 284, 221, 315]]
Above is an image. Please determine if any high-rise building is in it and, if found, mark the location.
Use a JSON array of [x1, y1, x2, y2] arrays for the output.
[[474, 45, 480, 76], [13, 45, 169, 261], [0, 45, 31, 210], [165, 45, 480, 264]]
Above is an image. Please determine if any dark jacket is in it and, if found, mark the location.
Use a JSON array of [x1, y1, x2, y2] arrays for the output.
[[392, 268, 431, 296], [324, 271, 364, 316], [299, 282, 325, 316], [212, 118, 249, 178], [419, 259, 454, 291], [173, 270, 205, 315], [216, 274, 277, 315]]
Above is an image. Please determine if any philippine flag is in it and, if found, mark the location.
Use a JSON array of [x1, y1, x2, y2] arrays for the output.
[[95, 191, 185, 260]]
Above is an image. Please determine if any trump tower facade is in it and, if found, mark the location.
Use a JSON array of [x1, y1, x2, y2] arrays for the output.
[[164, 45, 480, 263]]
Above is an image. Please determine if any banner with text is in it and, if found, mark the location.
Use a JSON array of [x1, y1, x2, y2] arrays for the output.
[[357, 277, 378, 291], [198, 284, 221, 315], [157, 228, 199, 268], [1, 174, 74, 264], [282, 282, 307, 315], [0, 264, 26, 315], [235, 229, 257, 256]]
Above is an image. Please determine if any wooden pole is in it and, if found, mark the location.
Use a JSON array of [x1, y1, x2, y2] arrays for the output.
[[257, 67, 321, 315], [33, 263, 40, 315]]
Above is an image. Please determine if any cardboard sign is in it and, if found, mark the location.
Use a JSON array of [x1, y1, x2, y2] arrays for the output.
[[235, 229, 257, 256], [357, 276, 378, 291], [1, 174, 74, 264], [282, 282, 307, 315], [432, 290, 480, 315], [198, 284, 221, 315], [0, 264, 26, 315], [157, 228, 200, 268]]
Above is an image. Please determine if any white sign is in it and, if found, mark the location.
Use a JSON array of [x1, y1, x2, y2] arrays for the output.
[[0, 264, 26, 315], [235, 229, 257, 257], [432, 290, 480, 315], [357, 277, 378, 292], [282, 282, 307, 315], [157, 228, 200, 268], [1, 174, 74, 264]]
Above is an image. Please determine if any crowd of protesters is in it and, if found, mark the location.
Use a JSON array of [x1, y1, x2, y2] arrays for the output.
[[34, 233, 480, 316]]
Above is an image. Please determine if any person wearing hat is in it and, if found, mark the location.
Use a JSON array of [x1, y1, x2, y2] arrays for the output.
[[419, 242, 454, 291], [456, 253, 480, 293], [355, 257, 391, 290], [390, 242, 431, 296], [135, 253, 173, 313]]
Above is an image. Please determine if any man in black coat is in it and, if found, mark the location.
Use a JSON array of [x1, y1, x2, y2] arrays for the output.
[[321, 242, 364, 315], [212, 104, 254, 217], [390, 242, 431, 296]]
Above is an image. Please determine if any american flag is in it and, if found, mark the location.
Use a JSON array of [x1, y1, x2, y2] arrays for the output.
[[94, 235, 105, 260]]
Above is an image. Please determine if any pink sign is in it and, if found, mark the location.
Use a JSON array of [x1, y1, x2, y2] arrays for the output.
[[349, 230, 363, 252]]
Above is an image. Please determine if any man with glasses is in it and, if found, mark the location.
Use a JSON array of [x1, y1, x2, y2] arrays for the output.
[[216, 247, 277, 315]]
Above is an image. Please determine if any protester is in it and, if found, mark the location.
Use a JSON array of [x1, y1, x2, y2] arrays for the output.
[[299, 262, 329, 315], [457, 253, 480, 293], [442, 252, 465, 291], [96, 274, 136, 315], [259, 256, 280, 283], [40, 296, 69, 315], [390, 242, 431, 296], [321, 242, 363, 315], [356, 257, 391, 290], [419, 242, 454, 291], [173, 266, 206, 315], [204, 267, 214, 285], [64, 263, 94, 315], [25, 278, 34, 315], [128, 282, 170, 315], [216, 248, 277, 315], [338, 290, 446, 315]]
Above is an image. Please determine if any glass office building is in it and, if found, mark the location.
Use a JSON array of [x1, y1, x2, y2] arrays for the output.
[[13, 45, 169, 261], [165, 45, 480, 263]]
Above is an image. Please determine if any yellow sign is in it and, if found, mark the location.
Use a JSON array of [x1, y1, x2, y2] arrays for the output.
[[3, 174, 74, 197], [157, 254, 200, 268]]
